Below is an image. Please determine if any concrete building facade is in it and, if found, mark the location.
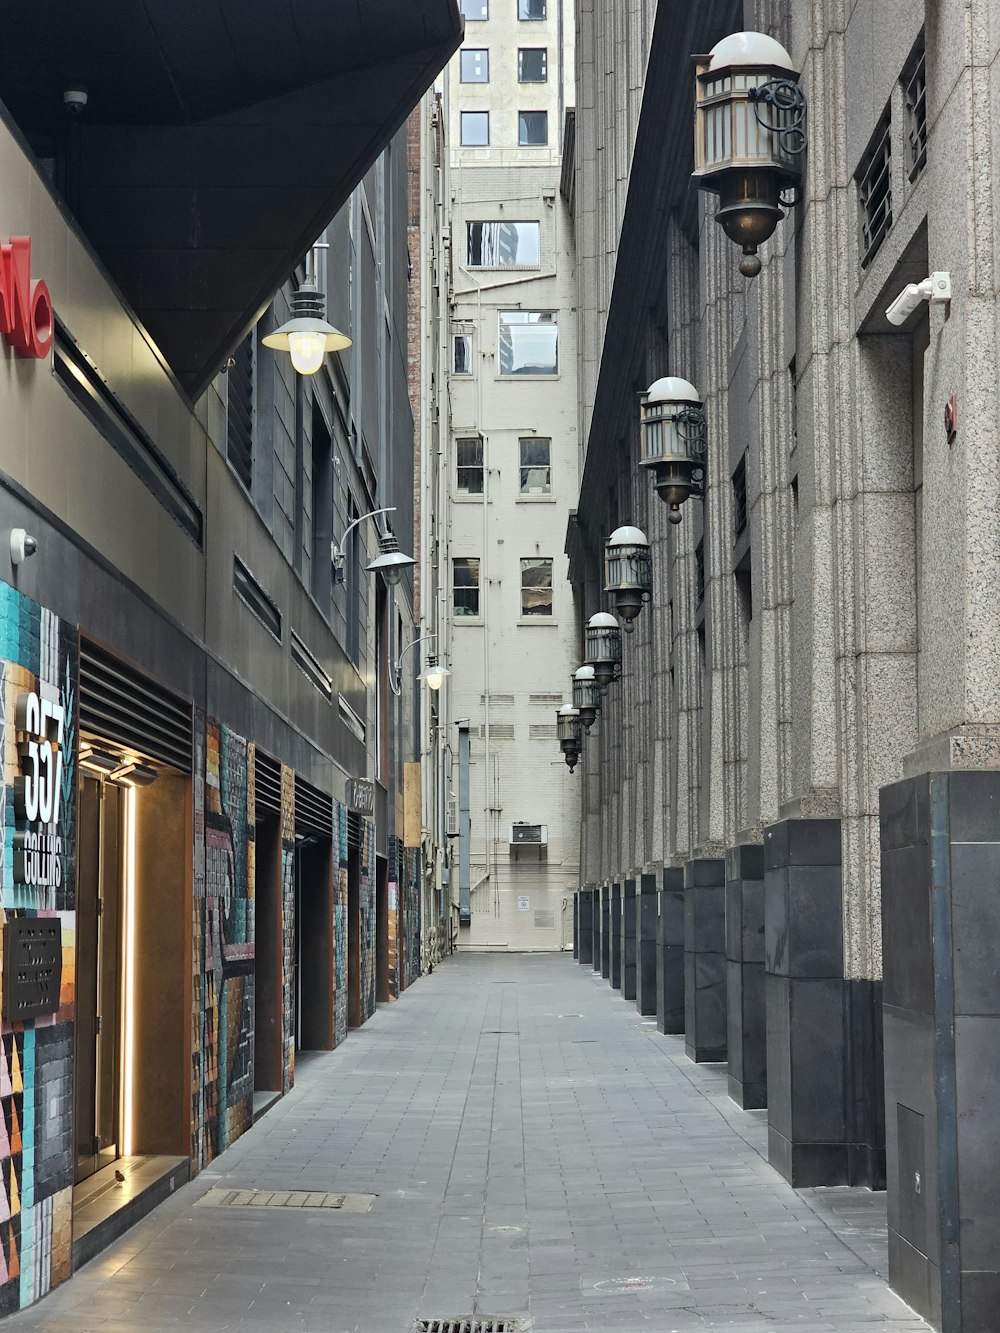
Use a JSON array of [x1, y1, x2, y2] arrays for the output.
[[566, 1, 1000, 1329], [422, 0, 581, 950]]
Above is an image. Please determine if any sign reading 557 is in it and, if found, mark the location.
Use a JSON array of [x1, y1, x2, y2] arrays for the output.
[[15, 692, 65, 824]]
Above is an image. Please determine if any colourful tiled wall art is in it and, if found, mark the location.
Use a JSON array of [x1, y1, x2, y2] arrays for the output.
[[192, 720, 255, 1168], [0, 588, 77, 1314]]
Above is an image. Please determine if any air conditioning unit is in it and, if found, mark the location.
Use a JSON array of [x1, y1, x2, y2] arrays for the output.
[[446, 798, 459, 838], [509, 823, 548, 849]]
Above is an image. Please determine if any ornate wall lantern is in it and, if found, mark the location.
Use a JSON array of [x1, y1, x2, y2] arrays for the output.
[[693, 32, 806, 277], [557, 704, 583, 772], [603, 526, 652, 632], [572, 665, 602, 733], [639, 376, 706, 524], [585, 612, 622, 689]]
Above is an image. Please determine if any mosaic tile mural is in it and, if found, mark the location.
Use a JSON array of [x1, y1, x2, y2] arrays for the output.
[[0, 587, 77, 1314], [334, 805, 348, 1048], [359, 821, 375, 1024], [279, 766, 295, 1095], [401, 846, 422, 990], [191, 720, 255, 1169]]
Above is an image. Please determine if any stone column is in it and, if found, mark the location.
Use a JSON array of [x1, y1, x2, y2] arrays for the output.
[[621, 878, 637, 1001], [764, 817, 884, 1189], [577, 889, 593, 965], [657, 867, 684, 1034], [609, 883, 622, 990], [881, 771, 1000, 1332], [636, 873, 658, 1016], [600, 884, 610, 979], [725, 844, 766, 1109], [683, 858, 726, 1061]]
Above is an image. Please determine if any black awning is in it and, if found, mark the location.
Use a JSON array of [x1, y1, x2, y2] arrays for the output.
[[0, 0, 462, 398]]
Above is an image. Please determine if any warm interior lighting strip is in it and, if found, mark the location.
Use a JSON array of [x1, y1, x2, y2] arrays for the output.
[[122, 785, 137, 1158]]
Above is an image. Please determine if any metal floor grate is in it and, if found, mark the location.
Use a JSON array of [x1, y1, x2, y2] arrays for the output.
[[196, 1188, 376, 1212], [416, 1321, 519, 1333]]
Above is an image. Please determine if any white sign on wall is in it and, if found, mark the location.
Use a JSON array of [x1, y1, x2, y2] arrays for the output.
[[517, 895, 530, 913]]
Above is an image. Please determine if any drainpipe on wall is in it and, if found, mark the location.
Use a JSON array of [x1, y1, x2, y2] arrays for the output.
[[458, 721, 471, 926]]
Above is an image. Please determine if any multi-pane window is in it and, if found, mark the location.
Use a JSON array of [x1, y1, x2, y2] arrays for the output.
[[518, 110, 548, 146], [519, 437, 551, 493], [460, 0, 488, 18], [453, 331, 474, 374], [467, 221, 540, 268], [520, 558, 553, 616], [518, 48, 547, 82], [857, 111, 892, 267], [518, 0, 545, 18], [456, 438, 484, 494], [454, 558, 481, 617], [903, 41, 927, 182], [461, 111, 490, 146], [460, 49, 489, 82], [498, 311, 558, 376]]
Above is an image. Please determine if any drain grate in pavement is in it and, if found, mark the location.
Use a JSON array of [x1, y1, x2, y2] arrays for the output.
[[196, 1188, 376, 1212], [416, 1321, 519, 1333]]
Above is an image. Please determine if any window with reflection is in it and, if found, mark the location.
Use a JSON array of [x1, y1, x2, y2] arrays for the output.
[[519, 437, 551, 493], [498, 311, 558, 376], [467, 221, 540, 268], [520, 558, 553, 616]]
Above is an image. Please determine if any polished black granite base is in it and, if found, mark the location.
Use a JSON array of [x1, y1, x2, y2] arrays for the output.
[[726, 844, 766, 1109], [636, 873, 658, 1016], [577, 889, 594, 965], [684, 858, 727, 1062], [657, 867, 684, 1035], [621, 878, 637, 1001], [881, 770, 1000, 1332], [592, 887, 601, 973], [764, 817, 883, 1191], [600, 885, 610, 979], [609, 883, 622, 990], [73, 1155, 189, 1270]]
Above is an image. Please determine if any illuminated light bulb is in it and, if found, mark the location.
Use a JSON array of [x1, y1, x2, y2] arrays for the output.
[[288, 329, 327, 375]]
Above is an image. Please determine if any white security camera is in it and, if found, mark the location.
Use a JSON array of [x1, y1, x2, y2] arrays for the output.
[[886, 271, 951, 326], [10, 529, 37, 566], [63, 87, 89, 115]]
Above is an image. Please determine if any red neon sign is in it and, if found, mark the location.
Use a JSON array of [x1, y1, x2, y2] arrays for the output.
[[0, 237, 52, 359]]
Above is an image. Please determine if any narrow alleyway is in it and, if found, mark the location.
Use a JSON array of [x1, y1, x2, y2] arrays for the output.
[[11, 955, 928, 1333]]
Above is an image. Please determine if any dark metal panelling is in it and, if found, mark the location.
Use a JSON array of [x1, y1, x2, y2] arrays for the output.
[[255, 749, 282, 818], [294, 775, 333, 838], [80, 638, 192, 771]]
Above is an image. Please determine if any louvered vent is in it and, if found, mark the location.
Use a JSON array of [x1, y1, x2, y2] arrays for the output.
[[79, 639, 192, 772], [294, 775, 333, 838], [480, 723, 515, 740], [255, 750, 282, 817], [347, 810, 364, 850]]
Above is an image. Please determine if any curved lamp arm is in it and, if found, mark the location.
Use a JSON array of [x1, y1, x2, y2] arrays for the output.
[[331, 506, 396, 582], [391, 632, 437, 697]]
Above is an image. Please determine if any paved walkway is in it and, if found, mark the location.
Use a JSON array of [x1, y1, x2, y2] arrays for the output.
[[10, 954, 929, 1333]]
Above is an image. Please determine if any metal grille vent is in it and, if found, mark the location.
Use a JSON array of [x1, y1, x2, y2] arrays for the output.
[[198, 1189, 375, 1212], [481, 693, 515, 707], [79, 639, 192, 772], [858, 111, 892, 267], [294, 775, 333, 838], [903, 42, 926, 182], [416, 1321, 519, 1333], [732, 455, 748, 538], [291, 629, 333, 701], [234, 556, 281, 641], [534, 909, 555, 929], [480, 723, 515, 740], [255, 750, 282, 817], [694, 540, 705, 608], [529, 724, 556, 740], [347, 810, 363, 850], [529, 693, 563, 707]]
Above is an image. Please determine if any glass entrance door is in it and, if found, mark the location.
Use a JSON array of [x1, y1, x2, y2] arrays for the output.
[[74, 776, 125, 1183]]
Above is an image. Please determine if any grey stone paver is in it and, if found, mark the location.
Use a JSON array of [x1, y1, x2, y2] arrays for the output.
[[7, 953, 930, 1333]]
